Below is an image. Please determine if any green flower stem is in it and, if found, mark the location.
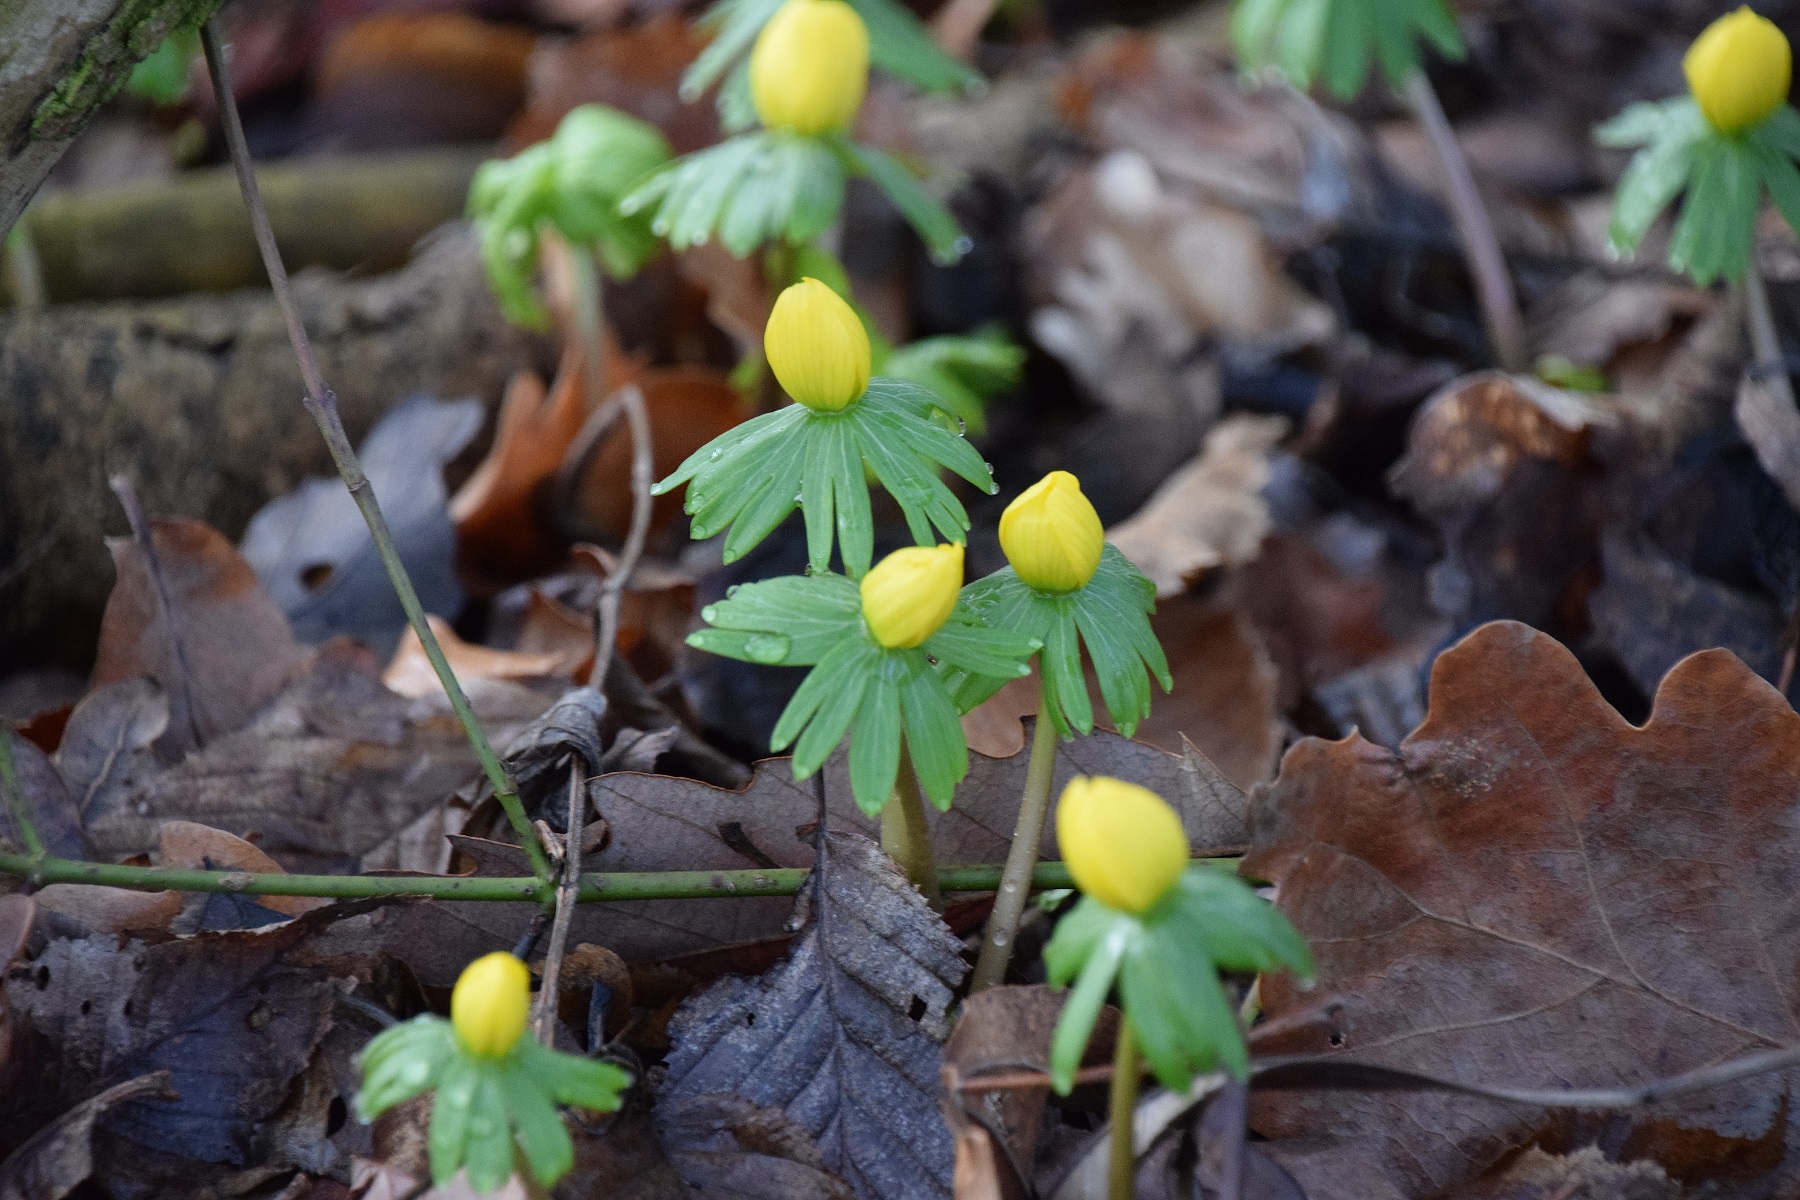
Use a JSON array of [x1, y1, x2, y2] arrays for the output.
[[1404, 71, 1527, 373], [0, 850, 1184, 902], [880, 746, 943, 908], [970, 692, 1059, 991], [200, 20, 553, 887], [1109, 1015, 1140, 1200], [0, 732, 45, 860]]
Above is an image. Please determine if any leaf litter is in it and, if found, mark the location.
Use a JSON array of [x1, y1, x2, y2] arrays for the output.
[[13, 5, 1800, 1199]]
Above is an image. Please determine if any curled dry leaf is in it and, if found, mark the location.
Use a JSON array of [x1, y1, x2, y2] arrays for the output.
[[383, 615, 576, 699], [0, 1073, 177, 1200], [1245, 620, 1800, 1197], [240, 395, 482, 658], [93, 516, 305, 749], [1108, 415, 1287, 599]]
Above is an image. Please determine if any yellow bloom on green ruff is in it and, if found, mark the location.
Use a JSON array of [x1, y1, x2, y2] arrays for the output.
[[1056, 776, 1188, 915], [861, 542, 963, 648], [1686, 6, 1792, 134], [765, 278, 872, 412], [998, 471, 1105, 594], [750, 0, 870, 136], [451, 952, 532, 1058]]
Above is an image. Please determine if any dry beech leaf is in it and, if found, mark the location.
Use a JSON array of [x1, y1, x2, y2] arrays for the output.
[[0, 1073, 177, 1200], [157, 821, 328, 919], [658, 1094, 857, 1200], [450, 367, 591, 588], [1108, 415, 1287, 598], [658, 830, 967, 1200], [383, 615, 575, 699], [1449, 1147, 1679, 1200], [93, 516, 305, 748], [1246, 620, 1800, 1197], [86, 641, 539, 874], [507, 13, 714, 153], [53, 679, 167, 826]]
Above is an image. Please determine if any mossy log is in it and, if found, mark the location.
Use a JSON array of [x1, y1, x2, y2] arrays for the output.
[[0, 226, 543, 670]]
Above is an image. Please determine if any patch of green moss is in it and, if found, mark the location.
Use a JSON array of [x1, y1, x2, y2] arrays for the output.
[[31, 0, 223, 140]]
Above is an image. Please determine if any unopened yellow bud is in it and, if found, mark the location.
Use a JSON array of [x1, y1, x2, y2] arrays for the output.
[[861, 542, 963, 649], [1056, 776, 1188, 915], [1686, 7, 1792, 133], [998, 471, 1105, 594], [451, 952, 531, 1058], [765, 278, 871, 412], [750, 0, 870, 136]]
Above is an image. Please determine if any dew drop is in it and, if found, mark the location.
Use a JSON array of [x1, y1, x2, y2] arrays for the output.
[[710, 448, 724, 461], [953, 235, 974, 256], [743, 633, 791, 664], [794, 492, 805, 504], [701, 605, 719, 623], [725, 584, 740, 597]]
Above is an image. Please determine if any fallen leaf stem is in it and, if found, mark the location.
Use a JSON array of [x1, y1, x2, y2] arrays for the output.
[[0, 731, 45, 860], [1404, 71, 1527, 373], [0, 850, 1175, 902], [200, 20, 552, 884], [533, 762, 586, 1044], [880, 746, 943, 907], [1108, 1016, 1140, 1200], [970, 703, 1060, 991]]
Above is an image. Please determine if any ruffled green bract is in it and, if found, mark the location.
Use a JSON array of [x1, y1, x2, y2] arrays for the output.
[[654, 377, 994, 578], [1599, 97, 1800, 285], [688, 572, 1037, 812], [357, 1016, 630, 1192], [1232, 0, 1464, 99], [1044, 866, 1314, 1094], [949, 546, 1171, 739]]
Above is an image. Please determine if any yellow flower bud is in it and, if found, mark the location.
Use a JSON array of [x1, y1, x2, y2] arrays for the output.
[[861, 542, 963, 649], [451, 952, 531, 1059], [750, 0, 870, 136], [765, 278, 872, 412], [1056, 776, 1188, 915], [997, 471, 1105, 594], [1685, 6, 1792, 134]]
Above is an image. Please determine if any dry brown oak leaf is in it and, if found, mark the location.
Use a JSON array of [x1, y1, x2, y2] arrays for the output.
[[1244, 620, 1800, 1197]]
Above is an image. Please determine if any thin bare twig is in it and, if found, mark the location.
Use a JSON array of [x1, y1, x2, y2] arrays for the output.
[[109, 475, 201, 757], [563, 246, 655, 689], [199, 20, 552, 885], [533, 761, 587, 1044], [1404, 72, 1527, 373]]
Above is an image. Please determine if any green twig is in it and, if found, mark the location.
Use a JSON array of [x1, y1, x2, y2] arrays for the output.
[[0, 732, 46, 860], [880, 746, 943, 908], [970, 699, 1059, 991], [199, 20, 552, 885], [0, 850, 1181, 902], [1108, 1015, 1140, 1200]]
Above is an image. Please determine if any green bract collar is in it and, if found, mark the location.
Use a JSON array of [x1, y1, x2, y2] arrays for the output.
[[654, 377, 994, 579], [1045, 866, 1314, 1094], [688, 572, 1038, 812], [1600, 98, 1800, 285]]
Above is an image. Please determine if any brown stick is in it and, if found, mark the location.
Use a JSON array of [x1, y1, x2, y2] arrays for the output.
[[200, 20, 552, 884], [533, 762, 587, 1045], [1403, 72, 1527, 373]]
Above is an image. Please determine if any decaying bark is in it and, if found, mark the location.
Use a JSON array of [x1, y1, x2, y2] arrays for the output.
[[0, 0, 226, 232], [0, 225, 544, 669], [7, 147, 487, 304]]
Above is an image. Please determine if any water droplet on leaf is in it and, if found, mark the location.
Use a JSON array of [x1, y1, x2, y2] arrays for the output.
[[743, 633, 791, 664]]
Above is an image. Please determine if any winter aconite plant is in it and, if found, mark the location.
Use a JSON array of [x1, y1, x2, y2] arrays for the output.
[[1043, 778, 1312, 1200], [358, 953, 630, 1192], [962, 471, 1171, 987], [654, 278, 997, 577], [467, 104, 673, 329], [1601, 6, 1800, 285], [622, 0, 963, 261]]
